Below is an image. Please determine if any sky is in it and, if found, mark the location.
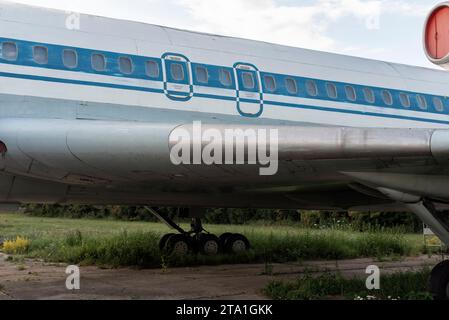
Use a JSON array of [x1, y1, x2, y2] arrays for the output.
[[7, 0, 441, 68]]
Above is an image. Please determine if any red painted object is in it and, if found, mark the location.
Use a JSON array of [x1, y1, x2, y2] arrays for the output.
[[426, 5, 449, 59]]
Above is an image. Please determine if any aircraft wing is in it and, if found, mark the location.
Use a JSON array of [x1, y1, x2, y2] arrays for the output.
[[0, 118, 449, 208]]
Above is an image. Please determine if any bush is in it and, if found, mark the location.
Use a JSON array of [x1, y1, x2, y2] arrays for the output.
[[264, 270, 433, 300], [23, 205, 432, 232]]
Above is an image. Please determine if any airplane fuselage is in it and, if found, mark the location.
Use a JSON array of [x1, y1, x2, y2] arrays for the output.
[[0, 2, 448, 209]]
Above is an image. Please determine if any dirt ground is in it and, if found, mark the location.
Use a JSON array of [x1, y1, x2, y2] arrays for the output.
[[0, 253, 443, 300]]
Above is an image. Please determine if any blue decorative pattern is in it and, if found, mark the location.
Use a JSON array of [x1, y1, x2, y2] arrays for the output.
[[0, 37, 449, 123]]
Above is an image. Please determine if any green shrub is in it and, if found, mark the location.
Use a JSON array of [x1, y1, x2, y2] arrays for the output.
[[24, 205, 430, 232], [264, 270, 432, 300]]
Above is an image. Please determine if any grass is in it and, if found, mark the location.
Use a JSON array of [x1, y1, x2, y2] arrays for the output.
[[0, 213, 432, 268], [264, 270, 433, 300]]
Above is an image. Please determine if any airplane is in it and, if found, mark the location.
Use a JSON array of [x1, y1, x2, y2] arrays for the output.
[[1, 0, 449, 299]]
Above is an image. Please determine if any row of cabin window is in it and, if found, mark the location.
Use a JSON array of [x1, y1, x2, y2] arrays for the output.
[[1, 42, 160, 78], [240, 73, 446, 113], [1, 41, 235, 86], [195, 66, 234, 87], [1, 41, 445, 111], [262, 75, 445, 112]]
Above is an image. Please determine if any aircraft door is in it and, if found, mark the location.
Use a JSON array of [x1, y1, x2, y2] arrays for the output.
[[234, 63, 263, 117], [162, 53, 193, 101]]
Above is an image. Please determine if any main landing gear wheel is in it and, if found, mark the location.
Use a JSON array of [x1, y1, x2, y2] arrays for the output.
[[197, 234, 220, 255], [223, 233, 250, 254], [164, 234, 193, 256], [428, 260, 449, 300]]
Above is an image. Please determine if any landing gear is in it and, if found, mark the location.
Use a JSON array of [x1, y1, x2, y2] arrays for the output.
[[165, 234, 193, 256], [220, 233, 251, 254], [196, 233, 220, 255], [218, 233, 233, 248], [376, 189, 449, 300], [146, 207, 251, 256], [429, 260, 449, 300]]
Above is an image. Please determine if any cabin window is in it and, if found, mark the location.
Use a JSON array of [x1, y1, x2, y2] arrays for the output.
[[219, 68, 232, 86], [196, 66, 208, 83], [119, 56, 133, 74], [326, 82, 338, 99], [145, 60, 159, 78], [345, 85, 356, 101], [285, 78, 298, 94], [92, 53, 106, 71], [399, 93, 410, 108], [382, 90, 393, 105], [171, 63, 185, 81], [2, 42, 17, 61], [242, 72, 255, 89], [433, 97, 444, 112], [33, 46, 48, 64], [363, 88, 375, 103], [417, 95, 427, 110], [63, 49, 77, 68], [306, 80, 318, 96], [264, 75, 276, 92]]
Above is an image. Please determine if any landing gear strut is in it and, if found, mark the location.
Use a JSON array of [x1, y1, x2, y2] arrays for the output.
[[377, 188, 449, 300], [145, 207, 250, 256]]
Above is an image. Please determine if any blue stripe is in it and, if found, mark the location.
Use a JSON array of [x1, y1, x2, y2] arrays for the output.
[[193, 90, 449, 125], [1, 37, 449, 117], [194, 93, 235, 101], [239, 98, 261, 104], [2, 69, 449, 125], [264, 100, 449, 125], [0, 71, 164, 94]]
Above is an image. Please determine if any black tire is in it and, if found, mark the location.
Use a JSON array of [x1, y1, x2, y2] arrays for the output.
[[159, 233, 175, 251], [224, 234, 250, 254], [164, 234, 192, 256], [197, 234, 220, 255], [428, 260, 449, 300], [219, 233, 233, 249]]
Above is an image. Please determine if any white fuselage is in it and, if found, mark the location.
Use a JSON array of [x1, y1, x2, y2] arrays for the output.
[[0, 1, 448, 129], [0, 1, 448, 209]]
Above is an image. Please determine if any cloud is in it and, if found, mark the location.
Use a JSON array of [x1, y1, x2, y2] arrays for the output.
[[9, 0, 430, 50], [6, 0, 435, 66], [175, 0, 378, 50], [175, 0, 429, 51], [382, 0, 432, 17]]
